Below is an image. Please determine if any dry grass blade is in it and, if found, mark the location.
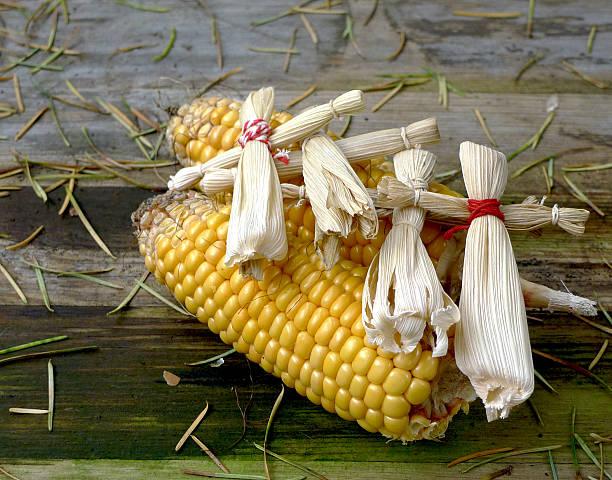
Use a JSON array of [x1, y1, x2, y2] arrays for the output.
[[251, 0, 314, 26], [541, 164, 553, 194], [194, 67, 243, 98], [532, 348, 611, 392], [182, 471, 298, 480], [0, 48, 40, 74], [14, 106, 48, 141], [253, 443, 328, 480], [191, 435, 230, 473], [587, 25, 597, 54], [0, 260, 27, 304], [372, 81, 403, 112], [175, 402, 209, 452], [31, 257, 53, 312], [86, 155, 161, 190], [562, 61, 609, 89], [528, 398, 544, 426], [137, 281, 192, 316], [571, 407, 580, 475], [48, 98, 71, 147], [385, 31, 406, 61], [461, 445, 563, 473], [453, 10, 521, 18], [115, 0, 170, 13], [285, 84, 317, 109], [363, 0, 378, 25], [130, 107, 160, 131], [5, 225, 44, 251], [48, 359, 54, 431], [526, 0, 535, 37], [249, 47, 300, 54], [65, 187, 116, 258], [534, 367, 558, 394], [600, 303, 612, 325], [473, 108, 497, 147], [292, 7, 345, 14], [447, 447, 515, 468], [58, 169, 76, 215], [65, 80, 103, 113], [153, 27, 175, 62], [548, 450, 559, 480], [0, 466, 22, 480], [563, 162, 612, 173], [9, 408, 49, 414], [263, 386, 285, 480], [107, 271, 149, 315], [300, 13, 318, 44], [30, 48, 64, 74], [562, 174, 605, 217], [47, 9, 58, 49], [574, 314, 612, 335], [481, 465, 513, 479], [283, 28, 298, 73], [97, 99, 152, 148], [591, 433, 612, 444], [210, 15, 223, 69], [515, 54, 543, 83], [574, 433, 612, 480], [0, 335, 68, 355], [507, 111, 555, 161], [12, 74, 23, 112], [186, 348, 236, 367], [0, 167, 23, 179], [110, 43, 156, 57], [0, 346, 98, 367], [589, 340, 608, 370]]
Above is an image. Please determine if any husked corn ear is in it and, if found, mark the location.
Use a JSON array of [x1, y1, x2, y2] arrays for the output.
[[133, 165, 473, 442], [167, 96, 293, 167]]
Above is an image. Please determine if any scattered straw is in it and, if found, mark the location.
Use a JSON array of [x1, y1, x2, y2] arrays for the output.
[[5, 225, 43, 251], [163, 370, 181, 386], [12, 74, 23, 112], [372, 81, 403, 112], [0, 260, 27, 304], [48, 98, 71, 147], [251, 0, 314, 27], [65, 187, 116, 258], [30, 48, 64, 74], [263, 386, 285, 480], [0, 335, 68, 355], [0, 346, 98, 367], [115, 0, 170, 13], [194, 67, 243, 98], [21, 259, 122, 290], [574, 433, 612, 479], [515, 54, 543, 83], [175, 402, 209, 452], [30, 257, 53, 312], [58, 169, 76, 215], [562, 61, 608, 89], [47, 9, 58, 50], [526, 0, 535, 37], [461, 445, 563, 473], [473, 108, 497, 147], [285, 84, 317, 109], [153, 27, 176, 62], [107, 271, 149, 315], [48, 359, 54, 431], [589, 340, 608, 370], [385, 31, 406, 61], [283, 28, 298, 73], [20, 153, 48, 202], [562, 174, 605, 217], [186, 348, 236, 367], [453, 10, 521, 18], [191, 435, 230, 473], [447, 447, 515, 468], [137, 280, 193, 316], [507, 111, 555, 162], [9, 408, 49, 414], [253, 443, 328, 480], [14, 106, 48, 141], [587, 25, 597, 54], [300, 13, 318, 44]]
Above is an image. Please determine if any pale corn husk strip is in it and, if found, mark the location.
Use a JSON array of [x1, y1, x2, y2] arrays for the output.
[[198, 118, 440, 195], [302, 133, 377, 268], [520, 278, 598, 316], [377, 178, 589, 235], [362, 149, 459, 356], [168, 90, 365, 190], [454, 141, 534, 422], [225, 87, 287, 280]]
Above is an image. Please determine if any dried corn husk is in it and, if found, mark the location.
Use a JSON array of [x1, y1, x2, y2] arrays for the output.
[[168, 90, 365, 190], [198, 118, 440, 195], [454, 141, 533, 422], [377, 178, 589, 235], [520, 278, 598, 316], [362, 148, 459, 356], [225, 87, 287, 279], [302, 133, 377, 268]]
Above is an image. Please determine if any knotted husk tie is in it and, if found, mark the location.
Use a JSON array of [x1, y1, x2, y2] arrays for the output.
[[225, 87, 287, 280], [301, 133, 377, 268], [362, 148, 459, 355], [453, 141, 533, 422]]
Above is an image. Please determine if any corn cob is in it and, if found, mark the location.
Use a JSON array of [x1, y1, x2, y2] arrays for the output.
[[167, 96, 293, 167], [133, 160, 474, 442]]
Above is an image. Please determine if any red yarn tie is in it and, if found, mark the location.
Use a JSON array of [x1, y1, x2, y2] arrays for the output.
[[443, 198, 505, 240], [238, 118, 290, 164]]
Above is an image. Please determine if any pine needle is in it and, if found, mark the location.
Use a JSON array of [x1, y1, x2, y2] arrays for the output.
[[9, 408, 49, 414], [58, 169, 76, 215], [0, 466, 22, 480], [107, 271, 149, 315], [337, 115, 351, 138], [251, 0, 314, 26], [253, 443, 328, 480], [528, 398, 544, 426], [363, 0, 378, 25], [21, 259, 121, 290], [191, 435, 230, 473], [115, 0, 170, 13], [5, 225, 44, 250], [532, 348, 611, 392], [285, 84, 317, 109], [473, 108, 497, 147], [283, 28, 298, 73], [563, 162, 612, 173], [249, 47, 300, 55], [30, 48, 64, 74], [0, 335, 68, 355], [48, 98, 71, 147], [153, 27, 176, 62], [64, 187, 116, 258], [14, 106, 48, 141], [591, 433, 612, 444], [589, 340, 608, 370], [12, 74, 23, 112], [48, 359, 54, 431], [0, 167, 23, 179], [186, 348, 236, 366], [137, 280, 193, 316], [0, 346, 98, 367], [507, 111, 555, 161], [371, 81, 403, 112], [194, 67, 243, 98], [571, 407, 580, 476], [183, 471, 304, 480], [0, 47, 40, 74], [453, 10, 521, 18], [574, 433, 612, 480], [447, 447, 515, 467], [175, 402, 209, 452], [210, 15, 223, 69], [600, 303, 612, 325], [515, 54, 544, 83], [47, 9, 58, 49], [85, 155, 160, 190], [587, 25, 597, 54], [548, 450, 559, 480], [30, 257, 53, 312], [461, 445, 563, 473], [0, 260, 27, 304], [526, 0, 535, 37], [292, 7, 345, 15], [562, 61, 609, 89], [110, 43, 156, 57], [562, 174, 605, 217], [385, 31, 406, 61], [263, 386, 285, 480], [300, 13, 318, 44], [574, 314, 612, 335]]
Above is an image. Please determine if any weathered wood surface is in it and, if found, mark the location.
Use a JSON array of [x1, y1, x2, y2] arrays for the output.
[[0, 0, 610, 479]]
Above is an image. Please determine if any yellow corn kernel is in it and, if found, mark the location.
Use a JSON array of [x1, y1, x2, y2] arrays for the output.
[[363, 384, 385, 410], [405, 378, 432, 405], [328, 326, 351, 353], [336, 363, 354, 389], [349, 375, 368, 399], [382, 368, 412, 395], [367, 356, 394, 385], [335, 388, 351, 410], [314, 316, 340, 346], [412, 350, 439, 381], [382, 394, 411, 418], [349, 398, 367, 419], [294, 331, 315, 359], [322, 351, 342, 378], [352, 347, 377, 376], [393, 344, 422, 371]]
